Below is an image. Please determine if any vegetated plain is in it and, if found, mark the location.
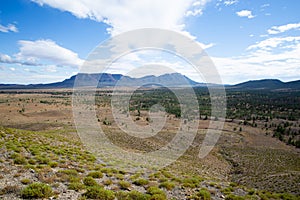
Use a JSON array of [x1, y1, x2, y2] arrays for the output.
[[0, 87, 299, 200]]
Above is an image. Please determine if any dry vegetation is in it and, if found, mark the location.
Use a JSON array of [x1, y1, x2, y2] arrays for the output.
[[0, 90, 299, 199]]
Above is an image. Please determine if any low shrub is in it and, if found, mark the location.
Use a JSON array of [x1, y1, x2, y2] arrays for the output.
[[83, 185, 115, 200], [83, 177, 98, 186], [225, 194, 245, 200], [48, 161, 58, 168], [68, 182, 85, 191], [159, 181, 176, 190], [133, 178, 149, 186], [87, 171, 103, 178], [118, 180, 131, 190], [117, 190, 151, 200], [21, 182, 52, 199], [198, 188, 211, 200]]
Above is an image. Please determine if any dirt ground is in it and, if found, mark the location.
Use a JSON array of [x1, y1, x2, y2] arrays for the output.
[[0, 91, 299, 195]]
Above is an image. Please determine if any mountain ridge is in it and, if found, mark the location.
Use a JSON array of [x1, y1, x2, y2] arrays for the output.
[[0, 73, 299, 90]]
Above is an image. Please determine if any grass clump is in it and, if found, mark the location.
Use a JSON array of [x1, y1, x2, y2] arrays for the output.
[[21, 182, 53, 199], [225, 194, 245, 200], [133, 178, 149, 186], [68, 182, 85, 191], [222, 186, 234, 195], [194, 188, 211, 200], [48, 161, 58, 168], [119, 180, 131, 190], [87, 171, 103, 178], [83, 177, 98, 186], [12, 153, 27, 165], [117, 190, 151, 200], [159, 181, 176, 190], [129, 173, 141, 180], [20, 178, 32, 185], [147, 186, 167, 200], [103, 179, 113, 186], [83, 185, 115, 200], [182, 177, 202, 188]]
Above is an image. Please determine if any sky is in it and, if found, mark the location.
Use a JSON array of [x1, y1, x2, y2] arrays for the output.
[[0, 0, 299, 84]]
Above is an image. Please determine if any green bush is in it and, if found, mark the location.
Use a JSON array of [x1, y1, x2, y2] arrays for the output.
[[276, 192, 298, 200], [35, 156, 50, 164], [49, 161, 58, 168], [133, 178, 149, 186], [119, 180, 131, 189], [147, 186, 162, 194], [147, 186, 166, 199], [88, 171, 103, 178], [13, 154, 27, 165], [21, 182, 53, 199], [83, 177, 98, 186], [198, 188, 211, 200], [103, 179, 113, 185], [68, 182, 85, 191], [182, 177, 202, 188], [222, 187, 234, 195], [225, 194, 245, 200], [117, 190, 151, 200], [83, 185, 115, 200], [159, 181, 176, 190]]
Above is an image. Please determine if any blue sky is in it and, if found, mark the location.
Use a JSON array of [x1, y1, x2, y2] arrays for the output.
[[0, 0, 299, 84]]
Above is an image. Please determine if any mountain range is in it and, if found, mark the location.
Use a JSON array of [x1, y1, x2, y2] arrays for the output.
[[0, 73, 299, 90]]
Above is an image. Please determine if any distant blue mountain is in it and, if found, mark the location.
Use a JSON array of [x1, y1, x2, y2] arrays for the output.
[[227, 79, 300, 90], [0, 73, 205, 89], [0, 73, 299, 90]]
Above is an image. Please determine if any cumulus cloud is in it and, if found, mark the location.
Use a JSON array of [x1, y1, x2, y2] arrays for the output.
[[16, 39, 83, 68], [236, 10, 255, 19], [0, 53, 39, 66], [31, 0, 205, 36], [0, 23, 18, 33], [268, 22, 300, 35], [1, 40, 83, 69]]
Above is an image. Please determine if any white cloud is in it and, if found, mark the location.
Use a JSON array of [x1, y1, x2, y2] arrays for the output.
[[185, 0, 211, 17], [44, 65, 57, 72], [0, 53, 41, 66], [0, 23, 18, 33], [267, 22, 300, 35], [236, 10, 255, 19], [247, 36, 300, 51], [186, 9, 203, 17], [16, 39, 83, 68], [32, 0, 206, 36], [212, 36, 300, 83], [1, 39, 83, 70], [198, 42, 214, 49], [0, 54, 13, 63], [10, 67, 16, 71], [224, 0, 238, 6]]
